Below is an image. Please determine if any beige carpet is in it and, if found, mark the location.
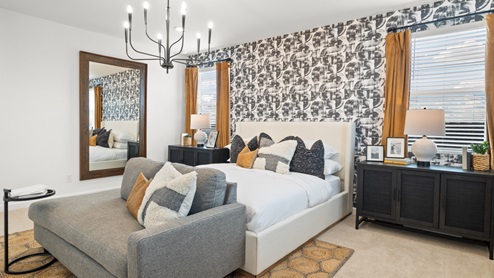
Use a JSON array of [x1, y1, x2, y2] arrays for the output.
[[0, 230, 353, 278]]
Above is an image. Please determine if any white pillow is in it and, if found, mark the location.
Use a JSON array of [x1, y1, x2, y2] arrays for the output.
[[138, 162, 197, 228], [253, 140, 297, 174], [112, 130, 136, 143], [113, 142, 128, 149], [108, 131, 114, 148], [325, 159, 343, 175], [304, 140, 338, 159]]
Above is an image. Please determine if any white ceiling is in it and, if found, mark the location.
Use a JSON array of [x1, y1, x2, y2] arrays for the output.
[[0, 0, 433, 54]]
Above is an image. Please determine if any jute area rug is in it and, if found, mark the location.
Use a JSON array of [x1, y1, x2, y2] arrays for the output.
[[1, 230, 353, 278]]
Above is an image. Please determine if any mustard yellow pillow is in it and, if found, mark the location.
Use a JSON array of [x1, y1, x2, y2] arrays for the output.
[[89, 135, 97, 146], [236, 146, 259, 168], [126, 172, 153, 220]]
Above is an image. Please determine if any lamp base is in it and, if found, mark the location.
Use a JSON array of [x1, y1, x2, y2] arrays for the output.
[[196, 144, 205, 148], [416, 161, 431, 167], [194, 129, 207, 147]]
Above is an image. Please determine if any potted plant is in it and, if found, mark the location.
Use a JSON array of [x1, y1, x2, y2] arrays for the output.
[[470, 141, 490, 171], [184, 134, 192, 146]]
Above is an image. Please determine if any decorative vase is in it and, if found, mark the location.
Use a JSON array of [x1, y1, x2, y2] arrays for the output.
[[472, 153, 490, 171], [184, 136, 192, 146]]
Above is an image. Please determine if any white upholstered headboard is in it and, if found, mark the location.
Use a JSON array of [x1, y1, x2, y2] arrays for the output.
[[101, 120, 139, 139], [236, 121, 355, 197]]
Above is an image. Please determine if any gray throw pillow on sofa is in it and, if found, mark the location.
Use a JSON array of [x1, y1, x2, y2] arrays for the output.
[[172, 163, 227, 214]]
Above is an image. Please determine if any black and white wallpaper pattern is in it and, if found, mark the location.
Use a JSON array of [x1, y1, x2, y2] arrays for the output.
[[193, 0, 492, 199], [89, 69, 141, 121]]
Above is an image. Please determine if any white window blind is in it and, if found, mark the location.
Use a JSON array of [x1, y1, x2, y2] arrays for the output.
[[197, 68, 217, 129], [409, 26, 486, 152]]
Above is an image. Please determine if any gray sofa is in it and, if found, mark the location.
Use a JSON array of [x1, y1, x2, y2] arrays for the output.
[[28, 158, 246, 278]]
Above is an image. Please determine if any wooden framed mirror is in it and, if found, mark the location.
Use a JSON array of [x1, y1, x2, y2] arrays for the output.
[[79, 51, 147, 180]]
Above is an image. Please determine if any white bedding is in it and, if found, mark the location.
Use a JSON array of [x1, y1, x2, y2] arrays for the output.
[[89, 146, 127, 162], [201, 163, 340, 232]]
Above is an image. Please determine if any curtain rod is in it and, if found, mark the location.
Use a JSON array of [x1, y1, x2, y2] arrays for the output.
[[186, 58, 233, 68], [387, 9, 494, 33]]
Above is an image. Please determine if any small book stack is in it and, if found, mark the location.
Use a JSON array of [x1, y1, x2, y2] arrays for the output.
[[384, 157, 411, 165], [10, 184, 48, 198]]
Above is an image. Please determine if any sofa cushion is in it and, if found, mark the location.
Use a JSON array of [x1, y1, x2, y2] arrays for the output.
[[172, 163, 227, 214], [126, 172, 153, 220], [29, 189, 142, 278], [121, 158, 165, 200]]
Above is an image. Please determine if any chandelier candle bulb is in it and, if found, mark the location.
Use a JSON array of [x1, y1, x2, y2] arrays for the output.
[[208, 22, 213, 46], [181, 2, 186, 15], [127, 6, 133, 31], [143, 2, 149, 24]]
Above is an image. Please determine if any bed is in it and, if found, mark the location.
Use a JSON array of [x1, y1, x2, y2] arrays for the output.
[[89, 120, 139, 171], [215, 121, 355, 275]]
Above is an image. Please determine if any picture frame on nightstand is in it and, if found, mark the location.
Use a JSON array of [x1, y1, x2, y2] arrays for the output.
[[386, 137, 406, 158], [366, 145, 384, 162], [206, 130, 219, 148]]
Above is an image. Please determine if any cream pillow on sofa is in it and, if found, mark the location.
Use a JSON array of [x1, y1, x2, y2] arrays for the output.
[[137, 162, 197, 228]]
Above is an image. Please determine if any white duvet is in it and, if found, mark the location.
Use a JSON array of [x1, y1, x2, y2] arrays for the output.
[[200, 163, 338, 232], [89, 146, 127, 162]]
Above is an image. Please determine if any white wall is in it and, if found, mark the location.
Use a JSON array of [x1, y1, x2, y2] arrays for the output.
[[0, 8, 185, 211]]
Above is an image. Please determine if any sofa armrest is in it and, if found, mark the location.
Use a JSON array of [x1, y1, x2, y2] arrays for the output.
[[127, 203, 246, 278]]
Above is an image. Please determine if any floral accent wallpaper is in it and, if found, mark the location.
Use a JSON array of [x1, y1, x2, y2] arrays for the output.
[[194, 0, 492, 199], [89, 69, 141, 121]]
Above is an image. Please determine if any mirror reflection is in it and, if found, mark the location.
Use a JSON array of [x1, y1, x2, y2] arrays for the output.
[[88, 63, 140, 171], [79, 51, 147, 180]]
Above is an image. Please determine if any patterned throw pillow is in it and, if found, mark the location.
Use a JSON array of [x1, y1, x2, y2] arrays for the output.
[[126, 172, 153, 219], [236, 146, 259, 168], [282, 136, 325, 179], [253, 140, 297, 174], [259, 132, 274, 148], [230, 135, 258, 163], [137, 162, 197, 228]]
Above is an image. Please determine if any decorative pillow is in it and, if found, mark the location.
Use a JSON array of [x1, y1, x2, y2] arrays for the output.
[[230, 135, 258, 163], [113, 141, 128, 149], [138, 162, 197, 228], [236, 146, 259, 168], [112, 130, 136, 143], [253, 140, 297, 174], [92, 128, 106, 136], [96, 129, 112, 148], [89, 135, 97, 146], [108, 131, 114, 148], [282, 136, 325, 179], [304, 140, 338, 159], [259, 132, 274, 148], [325, 159, 343, 175], [126, 172, 153, 219]]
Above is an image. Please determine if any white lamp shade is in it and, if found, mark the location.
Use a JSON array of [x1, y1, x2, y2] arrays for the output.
[[190, 114, 210, 129], [404, 109, 445, 136]]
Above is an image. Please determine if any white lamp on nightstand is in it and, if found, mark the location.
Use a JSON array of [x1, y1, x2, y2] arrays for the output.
[[404, 108, 445, 167], [190, 114, 210, 147]]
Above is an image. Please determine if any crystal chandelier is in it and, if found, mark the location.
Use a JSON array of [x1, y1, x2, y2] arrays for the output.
[[124, 1, 213, 73]]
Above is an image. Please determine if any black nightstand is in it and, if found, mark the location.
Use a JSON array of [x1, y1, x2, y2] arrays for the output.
[[168, 145, 229, 166], [127, 141, 140, 160]]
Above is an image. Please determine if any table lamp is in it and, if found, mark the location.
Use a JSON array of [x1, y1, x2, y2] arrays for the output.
[[190, 114, 210, 147], [404, 108, 445, 167]]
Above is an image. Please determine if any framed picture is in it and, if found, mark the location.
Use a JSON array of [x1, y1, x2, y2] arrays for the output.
[[206, 130, 219, 148], [386, 137, 406, 158], [366, 145, 384, 162]]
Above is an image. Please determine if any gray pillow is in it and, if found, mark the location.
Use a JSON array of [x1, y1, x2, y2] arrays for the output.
[[282, 136, 325, 179], [230, 135, 258, 163], [172, 163, 227, 214]]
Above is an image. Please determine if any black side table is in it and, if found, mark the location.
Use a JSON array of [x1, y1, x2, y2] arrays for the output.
[[3, 188, 57, 274]]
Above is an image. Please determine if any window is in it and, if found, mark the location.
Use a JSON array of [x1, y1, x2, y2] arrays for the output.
[[409, 24, 486, 152], [197, 67, 217, 129]]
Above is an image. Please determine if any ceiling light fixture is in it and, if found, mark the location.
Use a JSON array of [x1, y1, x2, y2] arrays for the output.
[[124, 1, 213, 73]]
